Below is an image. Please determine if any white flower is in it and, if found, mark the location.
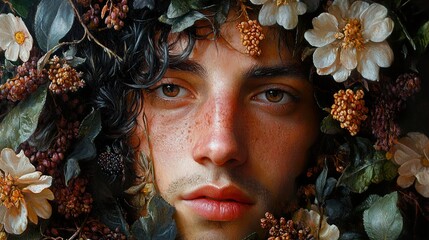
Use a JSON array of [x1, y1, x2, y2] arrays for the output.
[[0, 148, 54, 235], [0, 13, 33, 62], [392, 132, 429, 198], [304, 0, 394, 82], [250, 0, 307, 29], [293, 207, 340, 240]]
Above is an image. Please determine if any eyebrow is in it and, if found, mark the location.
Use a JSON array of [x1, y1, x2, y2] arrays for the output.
[[168, 60, 306, 80]]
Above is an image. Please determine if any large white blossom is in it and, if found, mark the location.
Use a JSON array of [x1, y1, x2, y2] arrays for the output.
[[304, 0, 394, 82], [392, 132, 429, 198], [0, 148, 54, 234], [250, 0, 307, 29], [293, 207, 340, 240], [0, 13, 33, 62]]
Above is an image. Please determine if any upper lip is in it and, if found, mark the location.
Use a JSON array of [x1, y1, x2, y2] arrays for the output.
[[181, 185, 254, 204]]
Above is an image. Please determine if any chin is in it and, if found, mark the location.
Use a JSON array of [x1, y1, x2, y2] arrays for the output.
[[176, 222, 261, 240]]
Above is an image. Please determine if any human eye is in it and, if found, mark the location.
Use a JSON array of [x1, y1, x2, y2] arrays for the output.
[[252, 88, 297, 105], [154, 84, 188, 98]]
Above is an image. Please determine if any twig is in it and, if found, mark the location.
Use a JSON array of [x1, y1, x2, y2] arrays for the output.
[[67, 0, 123, 61], [68, 215, 89, 240]]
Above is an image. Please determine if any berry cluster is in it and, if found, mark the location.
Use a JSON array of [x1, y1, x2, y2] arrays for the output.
[[331, 89, 368, 136], [261, 212, 314, 240], [371, 73, 421, 151], [80, 218, 127, 240], [237, 19, 265, 57], [97, 147, 124, 177], [0, 57, 47, 102], [54, 177, 93, 219], [80, 0, 129, 30], [48, 56, 85, 94]]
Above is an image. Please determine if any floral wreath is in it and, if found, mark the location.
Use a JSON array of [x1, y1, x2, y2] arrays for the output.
[[0, 0, 428, 239]]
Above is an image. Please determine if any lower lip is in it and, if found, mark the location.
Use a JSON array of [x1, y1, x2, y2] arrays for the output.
[[183, 198, 251, 221]]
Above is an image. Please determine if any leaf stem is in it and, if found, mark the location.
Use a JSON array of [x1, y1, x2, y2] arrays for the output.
[[67, 0, 123, 61]]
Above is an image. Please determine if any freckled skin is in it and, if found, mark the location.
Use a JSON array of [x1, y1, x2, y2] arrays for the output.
[[133, 19, 319, 240]]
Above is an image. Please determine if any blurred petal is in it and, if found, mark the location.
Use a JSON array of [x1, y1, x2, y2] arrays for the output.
[[415, 181, 429, 198], [397, 175, 415, 188], [416, 170, 429, 185], [3, 204, 28, 234], [296, 2, 307, 15], [398, 159, 421, 176], [250, 0, 268, 4]]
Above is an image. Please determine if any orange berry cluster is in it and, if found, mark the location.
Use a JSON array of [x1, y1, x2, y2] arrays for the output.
[[260, 212, 313, 240], [48, 56, 85, 94], [54, 177, 93, 219], [331, 89, 368, 136], [237, 19, 265, 57]]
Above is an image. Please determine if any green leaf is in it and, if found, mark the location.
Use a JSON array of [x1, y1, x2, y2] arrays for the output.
[[414, 20, 429, 54], [78, 108, 102, 141], [355, 194, 381, 213], [320, 115, 342, 135], [167, 0, 191, 18], [9, 0, 35, 18], [214, 0, 230, 26], [0, 85, 47, 151], [131, 195, 177, 240], [363, 192, 403, 240], [64, 137, 97, 185], [160, 11, 206, 33], [339, 164, 373, 193], [133, 0, 155, 10], [34, 0, 75, 52], [315, 161, 328, 204]]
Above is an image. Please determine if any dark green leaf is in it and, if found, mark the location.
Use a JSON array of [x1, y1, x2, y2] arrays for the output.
[[131, 195, 177, 240], [339, 232, 365, 240], [414, 20, 429, 54], [363, 192, 403, 240], [9, 0, 35, 18], [355, 194, 381, 213], [167, 0, 191, 18], [338, 162, 373, 193], [78, 108, 102, 141], [382, 160, 398, 181], [315, 161, 328, 204], [214, 0, 230, 26], [320, 115, 342, 135], [0, 85, 47, 151], [64, 137, 97, 185], [171, 11, 206, 33], [302, 0, 320, 12], [27, 120, 56, 151], [394, 14, 416, 51], [34, 0, 75, 52], [133, 0, 155, 9]]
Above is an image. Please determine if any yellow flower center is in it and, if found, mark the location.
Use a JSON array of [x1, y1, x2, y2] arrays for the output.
[[14, 31, 26, 45], [276, 0, 295, 6], [0, 174, 24, 209], [335, 18, 365, 50]]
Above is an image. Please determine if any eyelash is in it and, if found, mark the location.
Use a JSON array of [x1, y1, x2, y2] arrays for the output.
[[252, 88, 298, 105]]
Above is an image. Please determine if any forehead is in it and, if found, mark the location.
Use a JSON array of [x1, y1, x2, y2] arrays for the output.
[[168, 14, 298, 66]]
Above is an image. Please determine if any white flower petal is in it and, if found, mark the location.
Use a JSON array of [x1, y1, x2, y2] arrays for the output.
[[357, 55, 379, 81], [340, 47, 357, 70], [361, 3, 388, 30], [398, 159, 421, 176], [0, 149, 35, 177], [415, 181, 429, 198], [3, 203, 28, 234], [407, 132, 429, 150], [24, 188, 54, 221], [416, 170, 429, 185], [394, 149, 419, 165], [296, 2, 307, 15], [19, 44, 31, 62], [348, 0, 369, 19], [258, 1, 278, 26], [277, 4, 298, 29], [364, 18, 394, 42], [329, 0, 349, 26], [319, 217, 340, 240], [304, 13, 338, 47], [313, 45, 338, 68], [332, 65, 351, 82], [397, 175, 415, 188], [250, 0, 268, 5], [5, 42, 19, 61], [23, 175, 52, 194], [17, 171, 42, 184], [317, 62, 337, 75]]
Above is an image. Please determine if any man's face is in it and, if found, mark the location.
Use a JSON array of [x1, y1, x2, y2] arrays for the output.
[[135, 20, 319, 239]]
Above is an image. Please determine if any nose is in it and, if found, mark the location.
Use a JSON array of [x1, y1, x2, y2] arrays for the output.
[[192, 94, 246, 167]]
